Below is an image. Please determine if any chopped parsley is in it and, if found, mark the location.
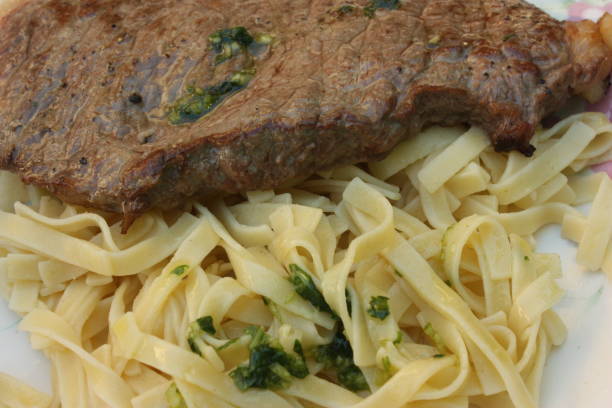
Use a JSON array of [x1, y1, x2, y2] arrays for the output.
[[314, 331, 369, 392], [338, 4, 356, 15], [196, 316, 216, 335], [345, 288, 353, 317], [171, 264, 189, 276], [254, 33, 273, 44], [168, 69, 255, 125], [423, 322, 448, 354], [169, 25, 271, 125], [367, 296, 390, 320], [262, 296, 286, 324], [393, 331, 403, 345], [209, 27, 254, 65], [287, 264, 336, 316], [382, 356, 392, 372], [378, 355, 398, 383], [244, 325, 268, 348], [217, 337, 240, 351], [187, 316, 217, 355], [427, 34, 441, 48], [230, 327, 309, 391]]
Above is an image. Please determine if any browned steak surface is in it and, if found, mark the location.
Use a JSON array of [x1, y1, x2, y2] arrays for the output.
[[0, 0, 610, 221]]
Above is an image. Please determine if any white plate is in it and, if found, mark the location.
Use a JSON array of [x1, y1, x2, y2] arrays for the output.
[[1, 0, 612, 406]]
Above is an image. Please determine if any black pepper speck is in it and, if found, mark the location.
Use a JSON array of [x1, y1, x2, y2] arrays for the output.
[[128, 93, 143, 104]]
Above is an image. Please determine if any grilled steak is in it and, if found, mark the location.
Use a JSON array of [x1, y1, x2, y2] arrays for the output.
[[0, 0, 610, 225]]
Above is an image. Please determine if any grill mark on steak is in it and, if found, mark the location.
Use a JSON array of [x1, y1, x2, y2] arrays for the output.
[[0, 0, 611, 229]]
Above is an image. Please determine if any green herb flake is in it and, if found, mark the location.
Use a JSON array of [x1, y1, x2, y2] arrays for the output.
[[171, 264, 189, 276], [230, 69, 255, 86], [338, 364, 370, 391], [382, 356, 391, 372], [393, 331, 403, 345], [244, 325, 268, 349], [217, 337, 239, 351], [196, 316, 216, 335], [230, 347, 292, 390], [288, 264, 336, 317], [444, 279, 452, 287], [503, 33, 517, 42], [364, 0, 400, 18], [338, 4, 355, 15], [524, 255, 530, 261], [314, 331, 369, 392], [433, 354, 445, 358], [423, 322, 448, 354], [262, 296, 284, 322], [229, 329, 309, 391], [168, 69, 255, 125], [187, 335, 201, 355], [165, 383, 187, 408], [428, 34, 441, 47], [378, 355, 397, 383], [289, 340, 309, 379], [209, 26, 254, 64], [187, 316, 216, 355], [186, 316, 217, 355], [254, 33, 273, 44], [367, 296, 390, 320], [345, 288, 352, 317]]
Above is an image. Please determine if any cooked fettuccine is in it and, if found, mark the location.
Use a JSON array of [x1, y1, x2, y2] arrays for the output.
[[1, 112, 612, 408]]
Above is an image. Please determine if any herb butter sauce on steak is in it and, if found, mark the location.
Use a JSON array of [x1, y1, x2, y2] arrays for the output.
[[0, 0, 610, 227]]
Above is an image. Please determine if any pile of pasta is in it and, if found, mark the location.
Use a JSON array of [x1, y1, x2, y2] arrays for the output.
[[1, 112, 611, 408]]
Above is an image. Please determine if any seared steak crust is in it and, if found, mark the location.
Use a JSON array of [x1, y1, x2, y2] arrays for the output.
[[0, 0, 610, 220]]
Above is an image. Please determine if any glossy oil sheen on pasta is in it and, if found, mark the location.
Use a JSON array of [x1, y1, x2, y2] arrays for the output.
[[1, 112, 612, 408]]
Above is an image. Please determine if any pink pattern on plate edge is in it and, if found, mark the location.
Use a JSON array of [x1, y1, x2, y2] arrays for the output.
[[568, 2, 612, 21], [568, 2, 612, 177]]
